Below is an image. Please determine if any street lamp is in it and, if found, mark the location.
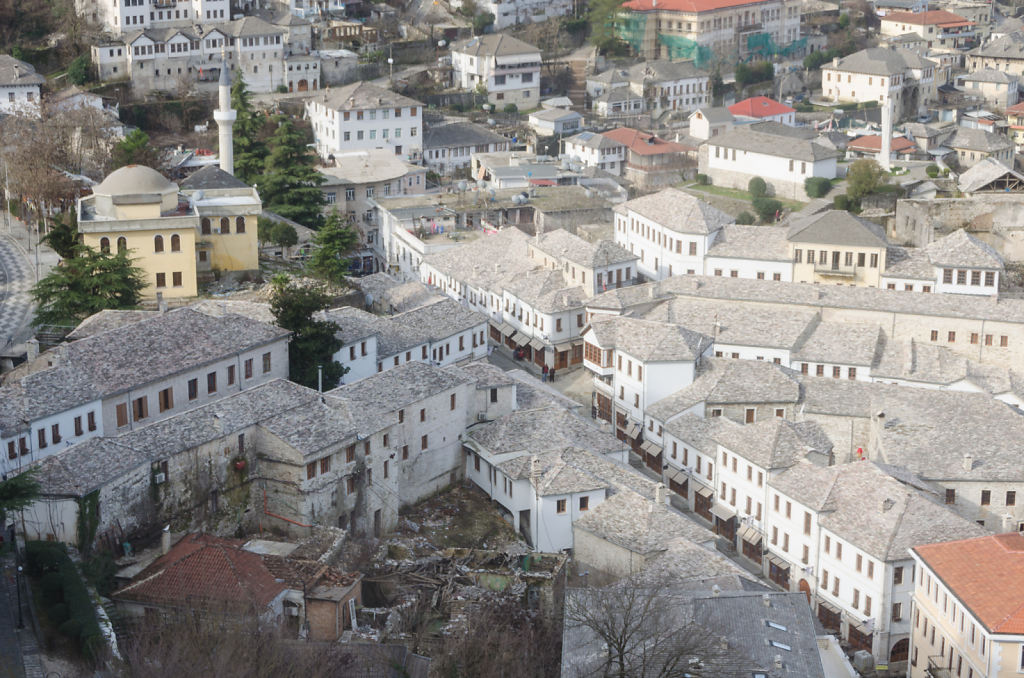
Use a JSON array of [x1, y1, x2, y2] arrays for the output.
[[16, 564, 23, 629]]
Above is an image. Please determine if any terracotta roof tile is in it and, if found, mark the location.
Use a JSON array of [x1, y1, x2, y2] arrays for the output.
[[728, 96, 795, 118], [883, 9, 973, 26], [913, 533, 1024, 634]]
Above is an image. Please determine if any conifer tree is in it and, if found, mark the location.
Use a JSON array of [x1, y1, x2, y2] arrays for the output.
[[230, 74, 267, 184], [257, 115, 324, 228], [308, 210, 359, 284], [31, 245, 146, 327]]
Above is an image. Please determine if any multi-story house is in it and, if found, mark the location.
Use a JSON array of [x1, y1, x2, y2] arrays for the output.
[[788, 211, 889, 288], [946, 127, 1015, 168], [728, 95, 796, 124], [1004, 100, 1024, 149], [562, 132, 627, 176], [527, 230, 638, 297], [422, 122, 510, 177], [0, 55, 43, 116], [450, 34, 541, 108], [968, 32, 1024, 76], [601, 127, 690, 188], [909, 533, 1024, 678], [307, 81, 423, 162], [615, 0, 802, 62], [623, 59, 711, 112], [879, 10, 976, 49], [79, 0, 229, 34], [821, 47, 937, 121], [452, 0, 573, 30], [957, 69, 1020, 110]]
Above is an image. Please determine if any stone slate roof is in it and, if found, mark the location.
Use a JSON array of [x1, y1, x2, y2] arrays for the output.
[[705, 224, 790, 261], [957, 156, 1024, 193], [0, 55, 45, 86], [593, 86, 641, 105], [642, 297, 820, 351], [467, 407, 625, 461], [712, 418, 832, 470], [451, 33, 540, 57], [871, 338, 972, 386], [647, 359, 802, 421], [691, 106, 734, 124], [423, 227, 536, 292], [626, 59, 708, 82], [261, 395, 382, 457], [708, 128, 840, 162], [180, 165, 250, 190], [947, 127, 1014, 153], [970, 31, 1024, 60], [586, 314, 710, 362], [533, 230, 636, 269], [315, 81, 421, 111], [791, 321, 884, 366], [574, 489, 713, 556], [44, 308, 289, 401], [923, 229, 1003, 269], [390, 298, 488, 342], [327, 360, 473, 419], [827, 46, 937, 76], [322, 306, 424, 357], [786, 210, 888, 248], [353, 274, 442, 313], [502, 268, 587, 314], [616, 187, 733, 235], [564, 130, 625, 150], [745, 121, 817, 139], [423, 121, 508, 150], [64, 309, 158, 341], [883, 246, 934, 280], [961, 68, 1018, 84]]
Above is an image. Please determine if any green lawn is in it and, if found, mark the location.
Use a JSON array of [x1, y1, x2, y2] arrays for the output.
[[684, 183, 807, 211]]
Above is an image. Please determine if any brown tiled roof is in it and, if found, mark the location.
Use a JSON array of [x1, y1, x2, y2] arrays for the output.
[[112, 533, 286, 611], [913, 533, 1024, 634]]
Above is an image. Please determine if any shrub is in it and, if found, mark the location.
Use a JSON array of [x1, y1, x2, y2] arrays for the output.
[[25, 541, 68, 576], [752, 196, 783, 223], [502, 103, 518, 114], [696, 173, 711, 185], [833, 194, 850, 211], [48, 602, 70, 625], [926, 164, 940, 178], [735, 211, 756, 224], [41, 572, 65, 606], [276, 84, 288, 93], [748, 176, 767, 198], [804, 176, 832, 198], [59, 618, 83, 639]]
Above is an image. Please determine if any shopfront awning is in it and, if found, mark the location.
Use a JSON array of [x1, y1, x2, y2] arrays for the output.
[[511, 332, 529, 345], [738, 526, 762, 545], [640, 441, 663, 457], [488, 319, 502, 331], [766, 554, 790, 571], [695, 485, 714, 499], [818, 600, 841, 616], [498, 323, 515, 337], [624, 423, 641, 439], [555, 342, 573, 353], [529, 338, 546, 351], [668, 468, 688, 485], [710, 502, 736, 522]]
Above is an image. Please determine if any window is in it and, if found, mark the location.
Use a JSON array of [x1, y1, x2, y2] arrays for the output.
[[156, 272, 166, 288], [450, 393, 456, 410], [835, 542, 842, 560], [74, 416, 83, 436], [306, 462, 316, 480], [158, 387, 174, 412], [207, 371, 217, 394], [227, 365, 235, 386], [132, 395, 148, 421], [201, 217, 211, 235], [154, 235, 164, 252], [931, 330, 938, 341], [1008, 491, 1016, 506], [402, 445, 409, 460], [948, 331, 956, 343], [864, 595, 871, 616], [115, 404, 126, 428], [421, 434, 428, 450], [51, 424, 61, 444], [262, 352, 272, 373], [856, 554, 862, 572], [803, 511, 811, 535], [364, 441, 371, 456], [171, 234, 180, 252], [556, 499, 567, 514], [892, 602, 902, 621], [320, 456, 330, 474], [100, 237, 110, 253], [945, 488, 956, 504], [188, 378, 198, 400], [981, 490, 991, 506], [420, 408, 426, 422], [244, 359, 253, 379], [821, 570, 828, 589], [870, 253, 878, 268], [580, 496, 589, 511]]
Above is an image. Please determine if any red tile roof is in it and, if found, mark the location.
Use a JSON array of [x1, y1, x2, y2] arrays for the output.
[[621, 0, 770, 12], [913, 533, 1024, 634], [882, 9, 974, 26], [728, 96, 795, 119], [113, 533, 286, 611], [848, 134, 917, 154], [1005, 101, 1024, 115], [600, 127, 687, 156]]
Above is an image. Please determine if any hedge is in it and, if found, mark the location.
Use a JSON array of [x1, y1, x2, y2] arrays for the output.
[[752, 196, 783, 223], [804, 176, 831, 198], [926, 164, 940, 178], [25, 541, 105, 661], [696, 173, 711, 185], [735, 211, 756, 225]]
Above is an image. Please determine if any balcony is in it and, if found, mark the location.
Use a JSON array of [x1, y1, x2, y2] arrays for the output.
[[737, 22, 763, 33], [813, 261, 857, 277], [927, 656, 952, 678]]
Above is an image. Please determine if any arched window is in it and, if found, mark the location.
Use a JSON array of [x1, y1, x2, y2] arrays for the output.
[[201, 217, 211, 235], [235, 216, 246, 234], [220, 217, 230, 234], [100, 237, 110, 253], [154, 235, 164, 252], [171, 234, 181, 252], [116, 237, 127, 253]]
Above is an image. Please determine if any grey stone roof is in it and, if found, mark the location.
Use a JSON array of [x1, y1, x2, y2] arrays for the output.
[[502, 268, 587, 314], [260, 395, 385, 457], [786, 210, 888, 248], [627, 59, 708, 82], [322, 306, 380, 345], [574, 489, 714, 556], [970, 31, 1024, 60], [828, 46, 936, 76], [712, 418, 833, 470], [534, 230, 636, 269], [564, 130, 625, 150], [616, 187, 733, 236], [871, 338, 971, 385], [353, 273, 442, 313], [423, 121, 508, 150], [961, 68, 1018, 84], [315, 81, 421, 111], [451, 33, 540, 57], [65, 309, 158, 341], [424, 227, 537, 292], [705, 224, 790, 261], [692, 106, 734, 124], [957, 157, 1024, 193], [642, 297, 820, 351], [707, 128, 840, 162], [467, 407, 625, 461], [691, 592, 827, 678], [587, 68, 629, 85], [32, 380, 317, 497], [46, 308, 289, 400], [529, 108, 584, 123], [180, 165, 250, 190], [219, 15, 286, 37], [791, 321, 883, 366], [390, 298, 488, 342], [662, 412, 727, 450], [770, 460, 841, 512], [444, 360, 515, 390], [745, 121, 817, 139], [947, 127, 1014, 153], [326, 360, 473, 418], [883, 246, 935, 280], [924, 229, 1003, 269], [0, 55, 44, 86], [593, 86, 641, 105], [586, 315, 710, 362]]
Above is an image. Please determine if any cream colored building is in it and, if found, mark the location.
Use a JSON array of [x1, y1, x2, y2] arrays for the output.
[[822, 47, 937, 121], [909, 533, 1024, 678], [788, 211, 888, 287], [77, 164, 261, 300]]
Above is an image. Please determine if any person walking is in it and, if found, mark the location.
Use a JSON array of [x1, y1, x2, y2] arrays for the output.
[[542, 364, 549, 382], [549, 368, 556, 383]]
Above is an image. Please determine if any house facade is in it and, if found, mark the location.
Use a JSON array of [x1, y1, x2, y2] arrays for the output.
[[307, 81, 423, 163], [450, 34, 541, 107]]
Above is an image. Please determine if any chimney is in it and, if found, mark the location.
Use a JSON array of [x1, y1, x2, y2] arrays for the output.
[[161, 525, 171, 555], [762, 593, 771, 607], [530, 455, 542, 484], [719, 637, 729, 650], [774, 654, 783, 669], [832, 56, 840, 68], [712, 584, 722, 596], [156, 291, 168, 313], [655, 483, 666, 505], [963, 454, 973, 471], [25, 338, 39, 361]]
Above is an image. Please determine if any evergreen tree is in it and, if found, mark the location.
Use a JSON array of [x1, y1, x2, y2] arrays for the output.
[[258, 115, 324, 228], [41, 211, 80, 260], [112, 129, 160, 169], [31, 245, 146, 327], [587, 0, 626, 52], [269, 278, 346, 390], [231, 74, 267, 184], [308, 210, 359, 284], [0, 468, 39, 523]]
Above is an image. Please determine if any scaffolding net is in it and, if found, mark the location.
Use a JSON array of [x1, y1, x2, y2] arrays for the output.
[[745, 33, 808, 59], [615, 12, 647, 53], [656, 34, 714, 66]]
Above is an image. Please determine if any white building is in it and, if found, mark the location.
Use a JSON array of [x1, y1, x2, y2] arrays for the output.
[[422, 122, 510, 177], [821, 47, 937, 121], [78, 0, 230, 34], [450, 34, 541, 108], [728, 96, 796, 125], [453, 0, 574, 30], [562, 131, 626, 176], [0, 55, 43, 116], [527, 108, 584, 136], [306, 81, 423, 162]]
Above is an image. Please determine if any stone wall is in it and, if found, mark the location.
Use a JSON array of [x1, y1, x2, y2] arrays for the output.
[[891, 195, 1024, 261]]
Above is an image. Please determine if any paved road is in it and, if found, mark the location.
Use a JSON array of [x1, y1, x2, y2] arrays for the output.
[[0, 233, 35, 350]]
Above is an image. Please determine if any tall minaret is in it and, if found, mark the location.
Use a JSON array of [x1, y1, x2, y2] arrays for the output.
[[214, 59, 236, 175]]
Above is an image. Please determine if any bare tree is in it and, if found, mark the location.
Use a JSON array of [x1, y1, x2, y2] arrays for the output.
[[563, 578, 739, 678]]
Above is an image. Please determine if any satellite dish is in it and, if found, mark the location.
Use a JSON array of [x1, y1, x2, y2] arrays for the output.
[[487, 118, 496, 126], [438, 39, 447, 47]]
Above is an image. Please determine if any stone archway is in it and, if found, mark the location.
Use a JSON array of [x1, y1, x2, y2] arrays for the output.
[[890, 638, 909, 663], [298, 79, 309, 92], [798, 578, 811, 604]]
